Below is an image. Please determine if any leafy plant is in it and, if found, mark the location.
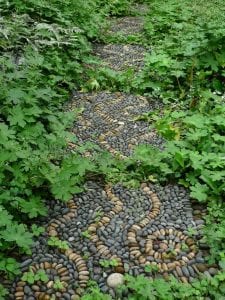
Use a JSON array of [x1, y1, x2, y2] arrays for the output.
[[21, 269, 48, 284], [53, 279, 65, 291], [144, 264, 159, 273], [48, 237, 69, 250], [81, 230, 91, 239], [99, 258, 119, 268]]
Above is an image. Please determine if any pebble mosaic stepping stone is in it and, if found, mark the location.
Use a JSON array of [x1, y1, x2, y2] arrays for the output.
[[93, 44, 146, 72], [68, 91, 163, 157], [107, 16, 145, 36], [7, 181, 211, 299]]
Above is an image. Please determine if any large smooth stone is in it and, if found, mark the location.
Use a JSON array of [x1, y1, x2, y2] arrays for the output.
[[107, 273, 124, 288]]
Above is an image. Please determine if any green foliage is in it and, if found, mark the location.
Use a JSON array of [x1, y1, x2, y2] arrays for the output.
[[53, 279, 65, 291], [116, 273, 225, 300], [31, 224, 45, 237], [0, 285, 8, 300], [99, 258, 119, 268], [133, 0, 225, 102], [144, 264, 159, 273], [48, 237, 69, 250], [81, 230, 91, 239], [97, 0, 132, 17], [21, 268, 48, 284]]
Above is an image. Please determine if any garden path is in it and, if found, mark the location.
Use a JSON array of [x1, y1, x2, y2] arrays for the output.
[[9, 5, 210, 300]]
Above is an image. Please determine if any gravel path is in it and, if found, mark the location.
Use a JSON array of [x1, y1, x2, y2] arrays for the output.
[[5, 7, 215, 300]]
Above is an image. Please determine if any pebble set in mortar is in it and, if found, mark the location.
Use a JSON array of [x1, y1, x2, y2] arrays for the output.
[[4, 12, 217, 300]]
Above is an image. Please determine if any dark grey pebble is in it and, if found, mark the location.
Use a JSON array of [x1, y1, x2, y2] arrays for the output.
[[20, 259, 32, 269]]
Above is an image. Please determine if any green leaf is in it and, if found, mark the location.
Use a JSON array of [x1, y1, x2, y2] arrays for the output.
[[20, 197, 47, 218], [1, 224, 33, 252], [190, 183, 208, 201]]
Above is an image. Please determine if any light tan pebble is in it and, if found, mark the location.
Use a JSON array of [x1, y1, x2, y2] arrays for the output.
[[190, 245, 197, 252], [182, 256, 189, 263], [55, 264, 64, 270], [79, 275, 89, 281], [181, 277, 189, 284], [58, 267, 68, 275], [67, 212, 75, 218], [49, 230, 58, 236], [111, 197, 119, 202], [176, 266, 183, 277], [15, 292, 24, 297], [32, 285, 40, 291], [47, 226, 55, 232], [128, 232, 136, 238], [79, 269, 89, 275], [143, 187, 150, 193], [131, 225, 141, 231], [141, 183, 148, 188], [175, 243, 181, 250], [162, 263, 168, 271], [160, 229, 166, 236], [107, 273, 124, 288], [17, 281, 26, 287], [65, 249, 73, 256], [139, 256, 146, 264], [49, 223, 58, 228], [44, 262, 51, 269], [61, 276, 71, 281], [102, 217, 110, 223], [69, 253, 79, 261], [168, 229, 173, 235], [71, 295, 80, 300], [167, 262, 176, 270], [79, 277, 89, 287], [47, 281, 54, 289], [186, 238, 194, 245], [130, 246, 139, 251], [34, 292, 41, 298], [59, 270, 69, 277], [187, 252, 196, 259], [99, 246, 109, 255], [78, 265, 87, 272], [128, 237, 137, 244], [131, 250, 141, 257], [88, 225, 97, 232], [40, 263, 45, 269], [90, 235, 98, 242], [149, 213, 155, 218], [175, 261, 181, 266], [16, 286, 23, 292], [76, 260, 85, 268]]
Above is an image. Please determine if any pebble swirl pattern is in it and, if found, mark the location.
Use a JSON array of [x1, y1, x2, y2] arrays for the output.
[[68, 92, 163, 158]]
